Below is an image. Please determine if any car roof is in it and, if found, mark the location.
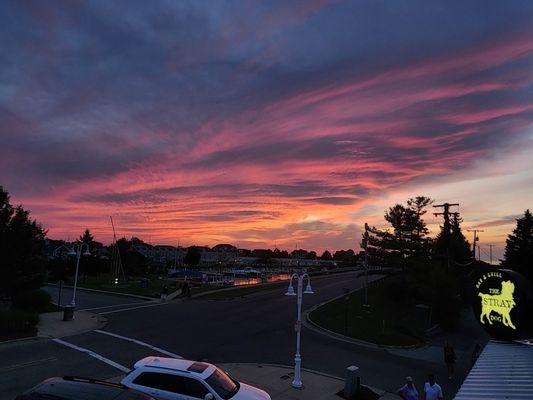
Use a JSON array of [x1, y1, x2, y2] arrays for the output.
[[21, 377, 155, 400], [134, 357, 216, 379]]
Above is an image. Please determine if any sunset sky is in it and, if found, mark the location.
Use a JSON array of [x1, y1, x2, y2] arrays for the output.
[[1, 1, 532, 260]]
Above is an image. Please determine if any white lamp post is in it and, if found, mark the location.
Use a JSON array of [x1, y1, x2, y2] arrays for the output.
[[285, 270, 314, 389], [68, 243, 91, 307]]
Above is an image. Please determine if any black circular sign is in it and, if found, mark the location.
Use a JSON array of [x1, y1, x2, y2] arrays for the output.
[[471, 268, 533, 341]]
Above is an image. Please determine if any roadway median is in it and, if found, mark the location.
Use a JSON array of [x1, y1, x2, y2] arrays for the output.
[[194, 269, 363, 300], [306, 274, 426, 348]]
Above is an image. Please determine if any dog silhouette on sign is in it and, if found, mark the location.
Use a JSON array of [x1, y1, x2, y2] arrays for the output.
[[478, 280, 516, 330]]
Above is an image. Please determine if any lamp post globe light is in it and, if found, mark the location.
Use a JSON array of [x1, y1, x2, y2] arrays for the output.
[[285, 270, 314, 389], [67, 242, 91, 307]]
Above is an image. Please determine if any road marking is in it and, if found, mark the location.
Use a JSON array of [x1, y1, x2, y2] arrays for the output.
[[52, 338, 131, 373], [0, 357, 57, 373], [93, 330, 183, 359], [79, 301, 150, 312], [98, 302, 172, 315]]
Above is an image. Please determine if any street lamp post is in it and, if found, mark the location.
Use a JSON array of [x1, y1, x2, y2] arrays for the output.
[[362, 223, 370, 308], [285, 271, 314, 389], [68, 243, 91, 307]]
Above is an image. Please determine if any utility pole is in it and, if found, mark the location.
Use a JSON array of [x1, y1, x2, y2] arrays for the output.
[[433, 203, 460, 270], [488, 244, 494, 265], [467, 229, 484, 261]]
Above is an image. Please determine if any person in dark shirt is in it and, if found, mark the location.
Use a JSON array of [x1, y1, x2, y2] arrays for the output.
[[443, 341, 456, 379]]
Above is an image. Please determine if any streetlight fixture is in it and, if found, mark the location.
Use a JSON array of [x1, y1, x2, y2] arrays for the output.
[[68, 242, 91, 307], [285, 270, 314, 389]]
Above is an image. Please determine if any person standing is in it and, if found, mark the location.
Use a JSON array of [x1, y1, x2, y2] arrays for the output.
[[397, 376, 418, 400], [160, 284, 169, 302], [443, 341, 456, 379], [423, 374, 443, 400]]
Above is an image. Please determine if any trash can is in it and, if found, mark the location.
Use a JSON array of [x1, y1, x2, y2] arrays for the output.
[[63, 305, 74, 321]]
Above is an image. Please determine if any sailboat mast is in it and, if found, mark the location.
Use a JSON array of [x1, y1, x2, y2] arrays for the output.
[[110, 216, 124, 284]]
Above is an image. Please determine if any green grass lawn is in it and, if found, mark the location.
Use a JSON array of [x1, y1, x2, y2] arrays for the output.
[[198, 269, 362, 300], [309, 277, 426, 346], [198, 280, 290, 300], [75, 273, 178, 298]]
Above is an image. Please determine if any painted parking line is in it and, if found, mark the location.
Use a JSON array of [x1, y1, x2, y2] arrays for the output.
[[93, 330, 182, 359], [52, 338, 131, 373]]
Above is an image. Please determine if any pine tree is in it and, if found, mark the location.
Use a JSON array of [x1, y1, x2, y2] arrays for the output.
[[79, 228, 94, 245], [367, 196, 433, 269], [450, 214, 471, 263], [502, 210, 533, 283], [435, 213, 471, 265], [0, 186, 47, 301]]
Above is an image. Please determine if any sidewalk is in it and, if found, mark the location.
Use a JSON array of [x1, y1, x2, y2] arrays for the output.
[[38, 311, 107, 338], [218, 363, 400, 400], [45, 282, 155, 301], [107, 363, 400, 399]]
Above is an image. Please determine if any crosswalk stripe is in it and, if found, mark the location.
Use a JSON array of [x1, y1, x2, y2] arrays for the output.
[[52, 338, 131, 373], [93, 330, 183, 359]]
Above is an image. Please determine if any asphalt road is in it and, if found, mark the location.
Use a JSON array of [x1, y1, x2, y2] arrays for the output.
[[44, 284, 146, 310], [1, 272, 480, 399]]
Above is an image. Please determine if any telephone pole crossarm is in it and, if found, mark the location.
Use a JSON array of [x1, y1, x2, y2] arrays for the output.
[[466, 229, 484, 261], [433, 203, 460, 270]]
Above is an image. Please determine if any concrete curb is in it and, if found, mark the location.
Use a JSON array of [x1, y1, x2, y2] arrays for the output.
[[304, 303, 380, 349], [219, 363, 399, 399], [303, 279, 426, 350], [190, 281, 288, 299], [219, 362, 344, 381], [45, 283, 155, 301], [0, 335, 43, 346], [37, 311, 108, 339], [166, 288, 183, 301], [192, 270, 365, 300]]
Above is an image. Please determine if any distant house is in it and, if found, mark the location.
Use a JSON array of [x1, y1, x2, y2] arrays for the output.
[[43, 239, 68, 259], [133, 243, 185, 268]]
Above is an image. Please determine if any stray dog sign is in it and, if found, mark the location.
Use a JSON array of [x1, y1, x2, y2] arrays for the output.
[[472, 269, 533, 340]]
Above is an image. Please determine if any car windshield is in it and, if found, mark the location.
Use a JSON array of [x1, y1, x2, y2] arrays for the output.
[[205, 368, 239, 399]]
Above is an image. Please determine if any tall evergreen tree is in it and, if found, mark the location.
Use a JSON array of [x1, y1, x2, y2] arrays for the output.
[[0, 186, 47, 302], [435, 213, 471, 266], [502, 210, 533, 283], [367, 196, 433, 269], [79, 228, 95, 246], [450, 214, 471, 263]]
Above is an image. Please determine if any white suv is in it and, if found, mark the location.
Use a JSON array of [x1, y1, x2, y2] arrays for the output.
[[122, 357, 271, 400]]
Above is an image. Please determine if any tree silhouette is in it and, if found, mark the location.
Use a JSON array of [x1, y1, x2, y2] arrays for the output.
[[79, 228, 95, 246], [0, 186, 47, 303], [184, 246, 201, 266], [368, 196, 433, 269], [435, 213, 471, 265], [503, 210, 533, 283]]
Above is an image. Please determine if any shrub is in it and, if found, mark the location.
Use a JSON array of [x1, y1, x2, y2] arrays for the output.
[[11, 289, 52, 313], [0, 310, 38, 339]]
